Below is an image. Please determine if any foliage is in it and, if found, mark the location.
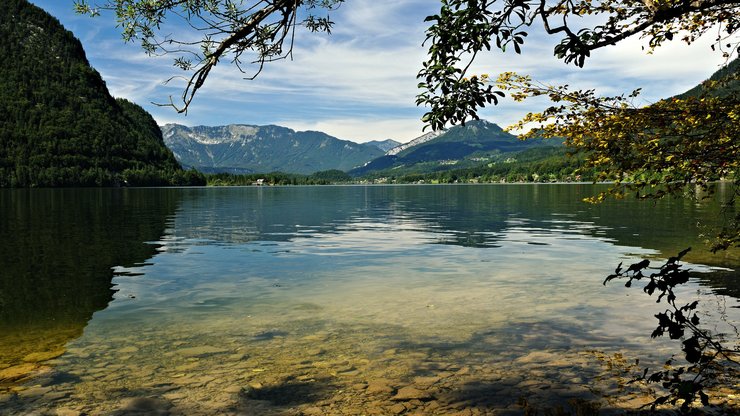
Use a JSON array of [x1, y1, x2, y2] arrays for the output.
[[75, 0, 344, 113], [417, 0, 740, 251], [681, 58, 740, 98], [604, 248, 740, 412], [309, 169, 352, 183], [0, 0, 204, 188], [417, 0, 740, 131]]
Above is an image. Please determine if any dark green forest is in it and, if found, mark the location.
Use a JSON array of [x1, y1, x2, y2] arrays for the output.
[[362, 147, 593, 184], [0, 0, 204, 187], [206, 169, 353, 186]]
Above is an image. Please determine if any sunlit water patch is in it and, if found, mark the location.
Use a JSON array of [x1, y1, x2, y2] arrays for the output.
[[1, 185, 738, 415]]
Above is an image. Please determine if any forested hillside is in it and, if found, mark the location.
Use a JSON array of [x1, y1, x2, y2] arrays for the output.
[[680, 57, 739, 98], [350, 120, 561, 177], [0, 0, 203, 187]]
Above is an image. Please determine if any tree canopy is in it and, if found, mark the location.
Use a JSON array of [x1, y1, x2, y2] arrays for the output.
[[416, 0, 739, 130]]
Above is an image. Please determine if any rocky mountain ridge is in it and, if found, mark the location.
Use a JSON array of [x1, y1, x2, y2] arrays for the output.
[[161, 123, 385, 175]]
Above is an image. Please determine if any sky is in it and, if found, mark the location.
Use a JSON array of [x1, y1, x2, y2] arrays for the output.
[[30, 0, 730, 143]]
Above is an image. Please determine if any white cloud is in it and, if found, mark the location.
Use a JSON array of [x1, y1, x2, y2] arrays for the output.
[[278, 117, 426, 143]]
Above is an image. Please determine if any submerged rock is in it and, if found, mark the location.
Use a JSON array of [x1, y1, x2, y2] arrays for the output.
[[413, 376, 441, 387], [22, 349, 66, 363], [176, 346, 229, 358], [0, 363, 38, 382], [117, 346, 140, 354], [392, 386, 432, 401], [366, 379, 394, 395], [113, 397, 171, 416]]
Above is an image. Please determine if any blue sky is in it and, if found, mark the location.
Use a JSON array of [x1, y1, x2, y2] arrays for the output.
[[30, 1, 729, 143]]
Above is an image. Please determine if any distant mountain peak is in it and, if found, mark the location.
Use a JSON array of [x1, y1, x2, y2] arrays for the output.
[[386, 130, 445, 155], [365, 139, 402, 153], [349, 119, 559, 177]]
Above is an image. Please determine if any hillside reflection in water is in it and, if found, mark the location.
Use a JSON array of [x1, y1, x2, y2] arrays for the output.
[[0, 184, 737, 415]]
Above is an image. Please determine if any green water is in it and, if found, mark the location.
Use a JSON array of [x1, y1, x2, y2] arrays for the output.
[[0, 185, 737, 415]]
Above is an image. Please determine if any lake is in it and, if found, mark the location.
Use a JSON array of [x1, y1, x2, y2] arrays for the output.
[[1, 184, 738, 415]]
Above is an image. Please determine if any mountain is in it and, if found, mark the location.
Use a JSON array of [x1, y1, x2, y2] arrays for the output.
[[162, 124, 385, 175], [350, 120, 560, 177], [364, 139, 401, 153], [679, 57, 739, 98], [0, 0, 200, 187]]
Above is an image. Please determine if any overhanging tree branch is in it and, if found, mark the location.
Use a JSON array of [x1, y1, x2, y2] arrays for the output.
[[417, 0, 740, 130], [75, 0, 344, 113]]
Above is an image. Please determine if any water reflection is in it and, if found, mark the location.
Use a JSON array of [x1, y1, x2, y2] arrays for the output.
[[165, 185, 737, 266], [0, 185, 737, 415], [0, 189, 179, 386]]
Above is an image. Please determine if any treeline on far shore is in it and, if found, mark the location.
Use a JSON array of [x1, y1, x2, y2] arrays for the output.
[[204, 148, 599, 186], [0, 166, 207, 188], [388, 148, 597, 184], [205, 169, 353, 186]]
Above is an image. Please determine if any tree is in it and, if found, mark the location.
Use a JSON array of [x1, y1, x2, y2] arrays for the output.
[[74, 0, 344, 113], [415, 0, 739, 250], [0, 0, 198, 188]]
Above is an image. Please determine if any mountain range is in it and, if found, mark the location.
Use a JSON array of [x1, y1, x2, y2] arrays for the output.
[[349, 120, 560, 177], [161, 58, 738, 179], [161, 124, 389, 175], [162, 120, 560, 176], [8, 0, 734, 185]]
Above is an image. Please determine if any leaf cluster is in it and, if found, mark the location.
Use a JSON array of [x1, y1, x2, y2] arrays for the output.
[[498, 67, 740, 250], [604, 248, 740, 412], [416, 0, 517, 131]]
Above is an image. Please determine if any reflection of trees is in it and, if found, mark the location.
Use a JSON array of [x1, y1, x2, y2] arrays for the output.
[[168, 184, 737, 269], [0, 189, 179, 380], [693, 270, 740, 300], [166, 185, 738, 263]]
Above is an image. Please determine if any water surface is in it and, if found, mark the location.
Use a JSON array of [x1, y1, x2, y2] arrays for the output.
[[1, 185, 737, 415]]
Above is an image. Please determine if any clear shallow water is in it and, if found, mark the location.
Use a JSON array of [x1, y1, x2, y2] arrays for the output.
[[0, 185, 738, 415]]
